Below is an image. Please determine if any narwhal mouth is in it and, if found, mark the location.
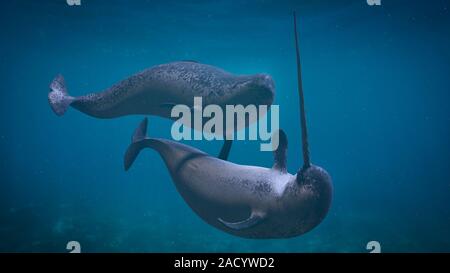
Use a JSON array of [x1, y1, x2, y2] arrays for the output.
[[259, 85, 275, 106], [241, 74, 275, 106], [254, 74, 275, 105]]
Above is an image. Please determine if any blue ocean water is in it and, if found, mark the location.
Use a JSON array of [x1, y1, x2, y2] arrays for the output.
[[0, 0, 449, 252]]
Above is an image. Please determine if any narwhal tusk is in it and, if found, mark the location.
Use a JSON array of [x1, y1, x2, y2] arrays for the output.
[[293, 11, 311, 169]]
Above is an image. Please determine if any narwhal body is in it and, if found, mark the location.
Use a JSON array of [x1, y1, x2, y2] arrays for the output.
[[49, 61, 274, 159], [48, 61, 275, 119], [125, 119, 332, 238], [124, 13, 333, 238]]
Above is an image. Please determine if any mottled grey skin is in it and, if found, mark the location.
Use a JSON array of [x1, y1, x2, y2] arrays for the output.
[[125, 119, 332, 239], [48, 61, 275, 121]]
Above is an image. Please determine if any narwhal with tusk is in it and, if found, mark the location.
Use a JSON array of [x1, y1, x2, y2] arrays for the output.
[[123, 12, 332, 238]]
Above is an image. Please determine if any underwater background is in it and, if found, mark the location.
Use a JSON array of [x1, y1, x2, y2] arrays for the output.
[[0, 0, 449, 252]]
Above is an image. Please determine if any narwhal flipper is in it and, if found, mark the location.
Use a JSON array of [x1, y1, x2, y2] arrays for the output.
[[218, 139, 233, 160], [218, 211, 266, 230], [48, 74, 75, 116], [272, 129, 288, 173]]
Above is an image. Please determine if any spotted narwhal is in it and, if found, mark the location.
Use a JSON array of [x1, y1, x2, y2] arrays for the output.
[[48, 61, 274, 118], [48, 61, 275, 159]]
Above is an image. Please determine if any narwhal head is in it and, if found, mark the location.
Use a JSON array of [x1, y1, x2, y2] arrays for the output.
[[230, 73, 275, 106], [271, 128, 332, 236], [289, 165, 333, 233]]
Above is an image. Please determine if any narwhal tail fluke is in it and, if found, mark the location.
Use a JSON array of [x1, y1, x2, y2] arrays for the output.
[[48, 74, 75, 116], [124, 117, 151, 171]]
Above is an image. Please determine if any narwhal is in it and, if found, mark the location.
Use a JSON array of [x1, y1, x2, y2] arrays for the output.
[[48, 61, 275, 159], [123, 13, 332, 238]]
